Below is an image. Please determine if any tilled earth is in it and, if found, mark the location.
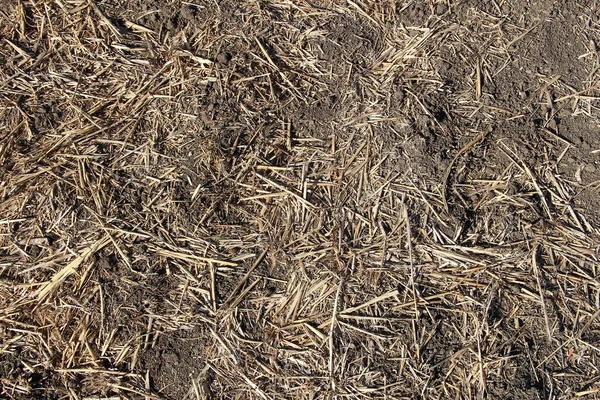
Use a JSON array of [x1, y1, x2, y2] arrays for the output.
[[1, 0, 600, 399]]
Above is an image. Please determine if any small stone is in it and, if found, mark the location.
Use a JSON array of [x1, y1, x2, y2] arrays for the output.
[[200, 111, 211, 124], [407, 4, 426, 22], [582, 141, 591, 150], [435, 3, 448, 15], [394, 89, 405, 103], [180, 5, 196, 21], [584, 163, 597, 173], [166, 17, 177, 30], [217, 52, 232, 64]]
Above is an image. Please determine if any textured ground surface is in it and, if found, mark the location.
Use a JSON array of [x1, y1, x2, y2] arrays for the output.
[[1, 0, 600, 399]]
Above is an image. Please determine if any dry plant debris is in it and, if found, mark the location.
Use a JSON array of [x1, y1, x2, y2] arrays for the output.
[[1, 0, 600, 399]]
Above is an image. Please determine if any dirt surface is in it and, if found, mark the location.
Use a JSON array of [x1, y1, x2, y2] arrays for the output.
[[1, 0, 600, 399]]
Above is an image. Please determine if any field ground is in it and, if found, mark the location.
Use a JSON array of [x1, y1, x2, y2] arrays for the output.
[[1, 0, 600, 399]]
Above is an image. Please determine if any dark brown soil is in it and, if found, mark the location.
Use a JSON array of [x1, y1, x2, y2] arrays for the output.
[[108, 1, 599, 397]]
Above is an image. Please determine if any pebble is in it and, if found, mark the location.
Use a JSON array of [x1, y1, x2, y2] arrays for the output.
[[180, 5, 196, 21], [217, 52, 232, 65], [435, 3, 448, 15], [582, 141, 591, 150], [585, 163, 597, 173], [394, 89, 405, 103]]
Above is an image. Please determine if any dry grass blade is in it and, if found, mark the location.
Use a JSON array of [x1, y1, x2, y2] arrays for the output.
[[36, 237, 111, 302]]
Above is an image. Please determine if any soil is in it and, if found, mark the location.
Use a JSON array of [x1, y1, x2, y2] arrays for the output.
[[1, 0, 600, 399], [114, 1, 599, 397]]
